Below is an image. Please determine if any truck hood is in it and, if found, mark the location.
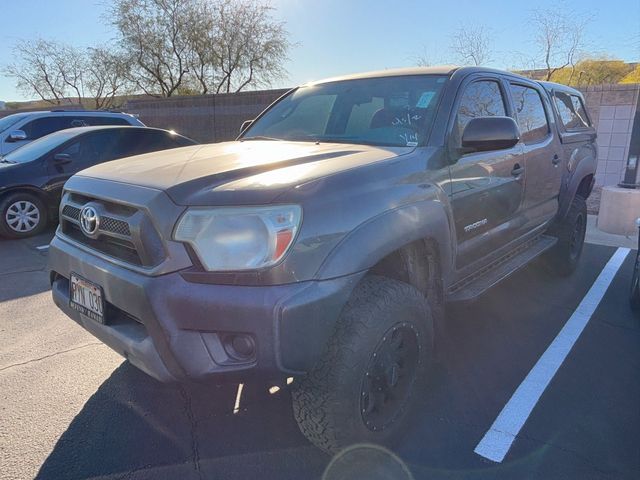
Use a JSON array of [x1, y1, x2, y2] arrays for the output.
[[78, 140, 411, 205]]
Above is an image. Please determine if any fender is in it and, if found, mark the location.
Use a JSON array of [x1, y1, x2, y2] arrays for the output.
[[316, 194, 454, 283], [557, 145, 597, 219]]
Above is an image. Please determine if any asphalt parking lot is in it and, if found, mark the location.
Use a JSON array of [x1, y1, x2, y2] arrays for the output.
[[1, 229, 638, 480]]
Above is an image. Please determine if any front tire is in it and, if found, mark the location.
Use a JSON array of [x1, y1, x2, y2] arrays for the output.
[[0, 192, 48, 239], [292, 276, 433, 454], [544, 195, 587, 276]]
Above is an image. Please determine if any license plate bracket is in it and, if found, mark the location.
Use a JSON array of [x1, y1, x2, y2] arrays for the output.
[[69, 272, 105, 324]]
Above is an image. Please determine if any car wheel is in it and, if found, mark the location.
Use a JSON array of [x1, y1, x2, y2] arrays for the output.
[[291, 275, 433, 454], [0, 192, 48, 239], [544, 194, 587, 276]]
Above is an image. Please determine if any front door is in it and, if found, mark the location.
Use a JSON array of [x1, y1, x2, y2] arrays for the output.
[[447, 77, 526, 269]]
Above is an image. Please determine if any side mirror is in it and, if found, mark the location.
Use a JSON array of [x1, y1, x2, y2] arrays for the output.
[[53, 153, 72, 164], [461, 117, 520, 153], [240, 119, 254, 134], [6, 130, 27, 142]]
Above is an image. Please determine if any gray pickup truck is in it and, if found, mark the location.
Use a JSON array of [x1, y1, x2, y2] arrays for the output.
[[49, 66, 596, 453]]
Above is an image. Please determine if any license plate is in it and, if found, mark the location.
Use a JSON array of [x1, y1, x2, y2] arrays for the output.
[[69, 273, 105, 324]]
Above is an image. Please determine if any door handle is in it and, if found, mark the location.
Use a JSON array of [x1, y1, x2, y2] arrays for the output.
[[511, 164, 524, 176], [552, 154, 560, 166]]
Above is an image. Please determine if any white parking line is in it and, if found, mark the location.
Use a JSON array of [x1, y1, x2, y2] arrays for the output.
[[474, 247, 631, 463], [35, 245, 49, 251]]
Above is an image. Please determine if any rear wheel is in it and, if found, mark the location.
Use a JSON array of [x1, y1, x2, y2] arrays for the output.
[[544, 195, 587, 276], [292, 276, 433, 454], [0, 192, 48, 239]]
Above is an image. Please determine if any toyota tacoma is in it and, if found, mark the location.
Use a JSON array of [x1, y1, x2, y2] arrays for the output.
[[49, 66, 596, 453]]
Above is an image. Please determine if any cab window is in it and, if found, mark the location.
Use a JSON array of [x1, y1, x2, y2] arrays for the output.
[[453, 80, 507, 146], [509, 84, 550, 144]]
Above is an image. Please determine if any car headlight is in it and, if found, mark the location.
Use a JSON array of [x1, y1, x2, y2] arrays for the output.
[[174, 205, 302, 271]]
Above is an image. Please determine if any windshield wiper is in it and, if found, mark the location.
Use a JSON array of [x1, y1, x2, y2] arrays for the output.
[[0, 158, 16, 164], [241, 136, 283, 141]]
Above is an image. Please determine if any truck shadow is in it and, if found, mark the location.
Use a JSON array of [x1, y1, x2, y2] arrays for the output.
[[35, 363, 327, 480]]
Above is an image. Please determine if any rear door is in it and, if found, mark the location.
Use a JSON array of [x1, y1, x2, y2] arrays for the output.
[[447, 76, 526, 268], [507, 81, 562, 229]]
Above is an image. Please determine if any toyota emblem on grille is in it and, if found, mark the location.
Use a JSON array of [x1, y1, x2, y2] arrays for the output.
[[79, 206, 100, 237]]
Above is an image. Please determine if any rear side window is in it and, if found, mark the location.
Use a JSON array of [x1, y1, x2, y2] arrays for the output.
[[553, 92, 591, 130], [509, 84, 550, 144], [21, 117, 62, 140], [108, 130, 192, 159], [454, 80, 506, 145], [60, 116, 131, 129]]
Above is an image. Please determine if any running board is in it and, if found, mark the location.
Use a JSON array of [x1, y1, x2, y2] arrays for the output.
[[446, 235, 557, 303]]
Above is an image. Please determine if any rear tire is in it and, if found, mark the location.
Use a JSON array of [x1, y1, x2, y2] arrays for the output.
[[544, 195, 587, 276], [291, 275, 434, 454], [0, 192, 48, 239]]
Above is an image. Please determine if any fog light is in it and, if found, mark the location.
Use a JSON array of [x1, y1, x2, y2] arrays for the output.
[[224, 334, 256, 361]]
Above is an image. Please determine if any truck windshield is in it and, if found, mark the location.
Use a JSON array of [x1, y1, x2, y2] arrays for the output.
[[243, 75, 448, 147]]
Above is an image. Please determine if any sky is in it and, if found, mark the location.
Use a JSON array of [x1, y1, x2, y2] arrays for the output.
[[0, 0, 638, 102]]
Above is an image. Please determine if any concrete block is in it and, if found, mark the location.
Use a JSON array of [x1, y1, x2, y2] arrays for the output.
[[609, 146, 626, 161], [600, 105, 616, 119], [614, 105, 634, 119], [610, 133, 630, 147], [597, 133, 611, 147], [604, 173, 621, 186], [598, 186, 640, 235], [612, 119, 631, 134], [598, 119, 614, 134]]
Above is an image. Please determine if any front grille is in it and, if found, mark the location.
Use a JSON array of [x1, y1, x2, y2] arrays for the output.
[[62, 204, 131, 237], [99, 216, 131, 236], [59, 195, 155, 267], [62, 205, 81, 221], [63, 222, 143, 266]]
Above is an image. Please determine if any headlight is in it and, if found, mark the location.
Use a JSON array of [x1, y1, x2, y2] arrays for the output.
[[174, 205, 302, 271]]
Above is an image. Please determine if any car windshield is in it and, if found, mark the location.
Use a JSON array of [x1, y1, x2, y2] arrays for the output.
[[0, 113, 30, 134], [243, 75, 448, 147], [2, 129, 79, 164]]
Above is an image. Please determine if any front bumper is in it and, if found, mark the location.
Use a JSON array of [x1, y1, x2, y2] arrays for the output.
[[49, 235, 362, 383]]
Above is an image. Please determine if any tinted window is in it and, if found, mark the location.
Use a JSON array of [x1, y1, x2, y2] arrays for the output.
[[245, 75, 447, 147], [21, 117, 62, 139], [58, 116, 131, 130], [57, 131, 119, 168], [0, 113, 31, 134], [104, 130, 194, 160], [2, 129, 79, 163], [454, 80, 506, 145], [510, 84, 550, 144]]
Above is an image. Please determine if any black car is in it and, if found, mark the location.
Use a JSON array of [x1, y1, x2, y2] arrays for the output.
[[0, 126, 196, 238]]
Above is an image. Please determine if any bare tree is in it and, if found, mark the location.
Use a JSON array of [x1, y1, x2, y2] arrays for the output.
[[85, 48, 132, 109], [212, 0, 291, 93], [3, 39, 67, 104], [530, 9, 591, 81], [450, 24, 492, 66], [110, 0, 193, 97]]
